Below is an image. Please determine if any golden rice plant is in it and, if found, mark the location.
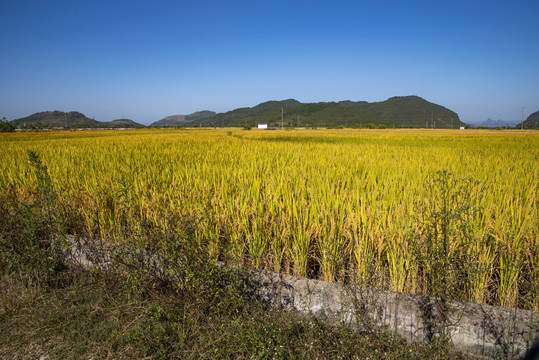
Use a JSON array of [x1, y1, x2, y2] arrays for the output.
[[1, 128, 537, 309]]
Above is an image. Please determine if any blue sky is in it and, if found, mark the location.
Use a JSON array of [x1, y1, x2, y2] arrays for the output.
[[1, 0, 538, 125]]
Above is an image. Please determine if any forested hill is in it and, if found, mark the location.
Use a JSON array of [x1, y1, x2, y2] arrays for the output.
[[10, 111, 145, 128], [183, 96, 463, 128], [151, 111, 216, 127], [517, 110, 539, 129], [10, 96, 464, 129]]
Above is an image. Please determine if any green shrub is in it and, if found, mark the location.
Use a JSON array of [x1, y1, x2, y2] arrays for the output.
[[0, 117, 15, 132]]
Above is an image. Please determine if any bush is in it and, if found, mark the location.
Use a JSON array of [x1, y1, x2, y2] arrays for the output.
[[0, 117, 15, 132]]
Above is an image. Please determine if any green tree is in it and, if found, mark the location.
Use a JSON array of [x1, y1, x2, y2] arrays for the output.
[[0, 117, 15, 132]]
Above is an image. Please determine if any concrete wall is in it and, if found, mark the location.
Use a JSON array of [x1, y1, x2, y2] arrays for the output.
[[249, 268, 539, 358]]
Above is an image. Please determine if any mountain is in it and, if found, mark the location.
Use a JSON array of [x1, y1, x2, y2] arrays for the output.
[[187, 99, 302, 127], [109, 119, 146, 128], [11, 111, 101, 128], [151, 111, 216, 127], [517, 110, 539, 129], [185, 111, 216, 122], [182, 96, 462, 129], [337, 96, 462, 128], [151, 115, 186, 127], [10, 111, 146, 128], [471, 118, 519, 128], [10, 97, 464, 130]]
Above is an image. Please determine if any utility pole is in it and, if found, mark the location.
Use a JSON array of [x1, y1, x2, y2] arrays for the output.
[[521, 107, 525, 130], [281, 108, 284, 129]]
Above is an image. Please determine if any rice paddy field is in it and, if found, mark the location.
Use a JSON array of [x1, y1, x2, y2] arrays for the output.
[[1, 128, 537, 310]]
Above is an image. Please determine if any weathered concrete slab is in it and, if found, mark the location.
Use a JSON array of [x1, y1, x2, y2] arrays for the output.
[[248, 268, 538, 358]]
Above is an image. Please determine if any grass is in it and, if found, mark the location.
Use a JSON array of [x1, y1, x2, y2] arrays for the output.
[[0, 271, 470, 359]]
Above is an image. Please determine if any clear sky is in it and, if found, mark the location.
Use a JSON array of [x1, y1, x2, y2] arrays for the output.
[[1, 0, 538, 125]]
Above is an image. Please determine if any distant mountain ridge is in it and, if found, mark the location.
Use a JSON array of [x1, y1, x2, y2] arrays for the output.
[[179, 96, 463, 129], [10, 96, 467, 130], [151, 111, 216, 127], [472, 118, 520, 128], [11, 111, 145, 128], [109, 119, 146, 128], [185, 111, 217, 122], [151, 115, 186, 127], [11, 111, 100, 128]]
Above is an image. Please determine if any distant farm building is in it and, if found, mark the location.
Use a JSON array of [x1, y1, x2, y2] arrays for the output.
[[258, 123, 268, 129]]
